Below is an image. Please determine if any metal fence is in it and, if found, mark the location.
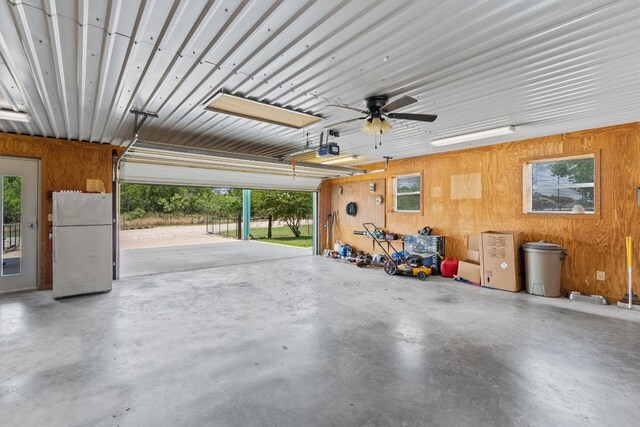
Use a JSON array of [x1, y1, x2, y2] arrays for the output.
[[205, 215, 312, 239], [2, 223, 21, 251], [205, 214, 242, 239]]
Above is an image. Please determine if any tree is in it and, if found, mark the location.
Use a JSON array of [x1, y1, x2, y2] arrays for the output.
[[548, 158, 594, 204], [532, 192, 555, 211], [193, 189, 221, 216], [2, 176, 21, 223], [252, 190, 312, 237], [119, 183, 243, 219], [158, 189, 190, 223], [219, 188, 243, 217]]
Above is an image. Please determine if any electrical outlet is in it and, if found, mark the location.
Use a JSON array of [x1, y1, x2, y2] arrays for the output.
[[596, 271, 606, 281]]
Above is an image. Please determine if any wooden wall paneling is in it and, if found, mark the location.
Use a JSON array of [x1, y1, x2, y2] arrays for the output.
[[331, 179, 385, 227], [320, 122, 640, 301], [1, 133, 116, 289]]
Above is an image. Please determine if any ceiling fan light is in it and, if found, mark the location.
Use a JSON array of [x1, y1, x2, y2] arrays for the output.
[[362, 119, 374, 134], [380, 118, 392, 133], [371, 117, 382, 133]]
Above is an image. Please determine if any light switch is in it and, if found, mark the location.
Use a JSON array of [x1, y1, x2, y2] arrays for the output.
[[47, 213, 53, 222], [596, 271, 605, 281]]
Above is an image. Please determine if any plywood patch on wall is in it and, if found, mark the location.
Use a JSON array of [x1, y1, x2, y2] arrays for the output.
[[450, 173, 482, 200]]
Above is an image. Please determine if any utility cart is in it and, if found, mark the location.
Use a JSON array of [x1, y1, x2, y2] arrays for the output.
[[361, 223, 432, 280]]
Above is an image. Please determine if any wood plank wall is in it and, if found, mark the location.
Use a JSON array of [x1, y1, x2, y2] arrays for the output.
[[320, 122, 640, 301], [1, 133, 116, 290]]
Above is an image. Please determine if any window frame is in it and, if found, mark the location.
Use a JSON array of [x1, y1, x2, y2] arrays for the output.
[[522, 152, 600, 219], [393, 173, 422, 213]]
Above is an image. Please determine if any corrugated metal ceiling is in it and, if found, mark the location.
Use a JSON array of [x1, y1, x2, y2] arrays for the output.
[[1, 0, 639, 166]]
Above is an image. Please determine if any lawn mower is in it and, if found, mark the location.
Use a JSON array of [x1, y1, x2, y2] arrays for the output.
[[361, 223, 432, 280]]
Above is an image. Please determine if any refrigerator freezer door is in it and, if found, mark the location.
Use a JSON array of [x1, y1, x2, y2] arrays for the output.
[[53, 192, 112, 226], [53, 225, 112, 299]]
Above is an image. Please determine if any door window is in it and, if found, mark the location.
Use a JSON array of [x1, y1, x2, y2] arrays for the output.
[[2, 176, 21, 276]]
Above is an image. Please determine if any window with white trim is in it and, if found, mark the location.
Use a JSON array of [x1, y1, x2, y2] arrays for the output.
[[524, 155, 595, 214], [394, 174, 421, 212]]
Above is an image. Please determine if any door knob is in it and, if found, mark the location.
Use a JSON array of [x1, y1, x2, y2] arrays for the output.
[[27, 222, 36, 229]]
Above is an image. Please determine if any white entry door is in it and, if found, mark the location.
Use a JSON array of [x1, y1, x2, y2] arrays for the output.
[[0, 157, 39, 292]]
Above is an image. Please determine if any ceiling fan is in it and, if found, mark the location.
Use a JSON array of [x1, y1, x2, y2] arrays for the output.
[[327, 95, 437, 135]]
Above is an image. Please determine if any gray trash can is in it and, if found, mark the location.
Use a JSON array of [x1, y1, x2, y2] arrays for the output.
[[522, 241, 567, 297]]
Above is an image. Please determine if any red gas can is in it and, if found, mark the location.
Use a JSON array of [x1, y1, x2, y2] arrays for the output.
[[440, 257, 459, 278]]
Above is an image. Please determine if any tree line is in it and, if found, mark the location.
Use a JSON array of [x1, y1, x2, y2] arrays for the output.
[[120, 184, 312, 237]]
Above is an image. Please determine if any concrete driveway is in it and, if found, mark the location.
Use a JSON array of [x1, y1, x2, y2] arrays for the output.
[[120, 240, 310, 277]]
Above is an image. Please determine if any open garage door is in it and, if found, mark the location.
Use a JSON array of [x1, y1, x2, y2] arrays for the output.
[[121, 162, 322, 191], [114, 141, 362, 278], [120, 142, 362, 191]]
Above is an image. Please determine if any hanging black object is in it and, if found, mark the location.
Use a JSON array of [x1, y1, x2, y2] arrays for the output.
[[419, 226, 432, 236], [346, 202, 357, 216]]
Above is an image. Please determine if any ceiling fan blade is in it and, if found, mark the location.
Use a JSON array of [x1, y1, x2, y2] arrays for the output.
[[327, 104, 369, 114], [386, 113, 437, 122], [325, 117, 366, 128], [327, 104, 368, 114], [382, 95, 417, 113]]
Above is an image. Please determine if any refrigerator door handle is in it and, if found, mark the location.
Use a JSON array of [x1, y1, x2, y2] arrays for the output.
[[52, 228, 56, 263]]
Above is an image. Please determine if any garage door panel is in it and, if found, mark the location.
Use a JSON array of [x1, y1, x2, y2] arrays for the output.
[[120, 162, 321, 191]]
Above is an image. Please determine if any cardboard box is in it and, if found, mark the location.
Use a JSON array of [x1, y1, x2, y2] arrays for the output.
[[86, 179, 106, 193], [456, 236, 481, 285], [457, 260, 481, 285], [403, 234, 445, 258], [480, 231, 523, 292], [467, 235, 480, 262]]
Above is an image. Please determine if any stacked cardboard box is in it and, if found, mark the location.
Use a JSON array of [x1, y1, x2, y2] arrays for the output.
[[479, 231, 523, 292], [457, 236, 481, 285]]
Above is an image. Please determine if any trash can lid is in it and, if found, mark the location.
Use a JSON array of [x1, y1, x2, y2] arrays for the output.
[[522, 241, 565, 251]]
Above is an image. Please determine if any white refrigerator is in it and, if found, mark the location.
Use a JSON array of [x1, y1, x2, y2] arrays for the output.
[[52, 192, 112, 299]]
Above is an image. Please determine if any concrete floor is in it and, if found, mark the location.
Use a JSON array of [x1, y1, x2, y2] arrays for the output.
[[1, 249, 640, 426], [120, 240, 310, 277]]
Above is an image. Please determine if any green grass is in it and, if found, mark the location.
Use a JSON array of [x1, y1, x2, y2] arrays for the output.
[[261, 236, 312, 248], [219, 225, 313, 248]]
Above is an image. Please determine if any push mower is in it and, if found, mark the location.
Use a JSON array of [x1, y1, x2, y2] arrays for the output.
[[362, 223, 432, 280]]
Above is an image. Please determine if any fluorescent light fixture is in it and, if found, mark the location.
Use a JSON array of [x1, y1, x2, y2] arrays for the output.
[[205, 92, 322, 129], [0, 109, 30, 122], [430, 125, 516, 147], [322, 155, 358, 165]]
